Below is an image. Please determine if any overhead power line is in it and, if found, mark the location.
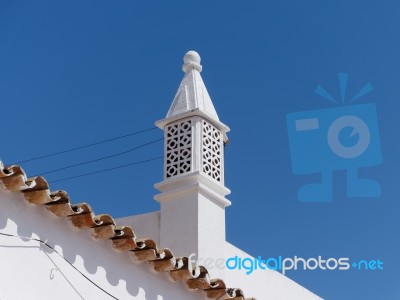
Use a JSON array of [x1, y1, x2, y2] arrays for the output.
[[13, 127, 158, 164], [48, 156, 163, 183], [0, 232, 119, 299], [37, 138, 163, 176]]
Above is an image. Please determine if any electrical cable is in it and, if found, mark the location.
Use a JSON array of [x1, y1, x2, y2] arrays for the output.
[[13, 127, 158, 164], [0, 232, 119, 300], [48, 156, 163, 183], [36, 138, 163, 176]]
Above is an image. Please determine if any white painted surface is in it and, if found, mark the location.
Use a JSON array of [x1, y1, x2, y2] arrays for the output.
[[155, 51, 229, 142], [0, 190, 205, 300], [154, 51, 232, 280], [166, 51, 219, 121], [154, 172, 230, 280]]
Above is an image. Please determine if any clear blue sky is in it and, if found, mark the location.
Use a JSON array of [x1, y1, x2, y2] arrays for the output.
[[1, 1, 399, 299]]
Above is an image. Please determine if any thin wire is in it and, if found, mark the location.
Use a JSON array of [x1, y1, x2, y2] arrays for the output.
[[48, 156, 163, 183], [43, 252, 85, 300], [0, 232, 119, 300], [13, 127, 158, 164], [36, 138, 163, 176]]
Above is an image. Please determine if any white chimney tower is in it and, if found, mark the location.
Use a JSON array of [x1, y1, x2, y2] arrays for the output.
[[154, 51, 231, 278]]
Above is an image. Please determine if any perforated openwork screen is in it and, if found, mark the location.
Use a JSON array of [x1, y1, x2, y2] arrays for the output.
[[165, 120, 192, 178], [202, 120, 222, 182]]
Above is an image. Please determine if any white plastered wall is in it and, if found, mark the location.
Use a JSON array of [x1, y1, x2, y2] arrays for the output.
[[0, 189, 205, 300]]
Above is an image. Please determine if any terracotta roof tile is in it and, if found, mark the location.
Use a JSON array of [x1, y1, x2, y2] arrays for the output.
[[0, 161, 255, 300]]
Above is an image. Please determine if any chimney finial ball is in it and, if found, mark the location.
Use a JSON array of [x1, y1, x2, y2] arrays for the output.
[[183, 50, 201, 64], [182, 50, 202, 73]]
